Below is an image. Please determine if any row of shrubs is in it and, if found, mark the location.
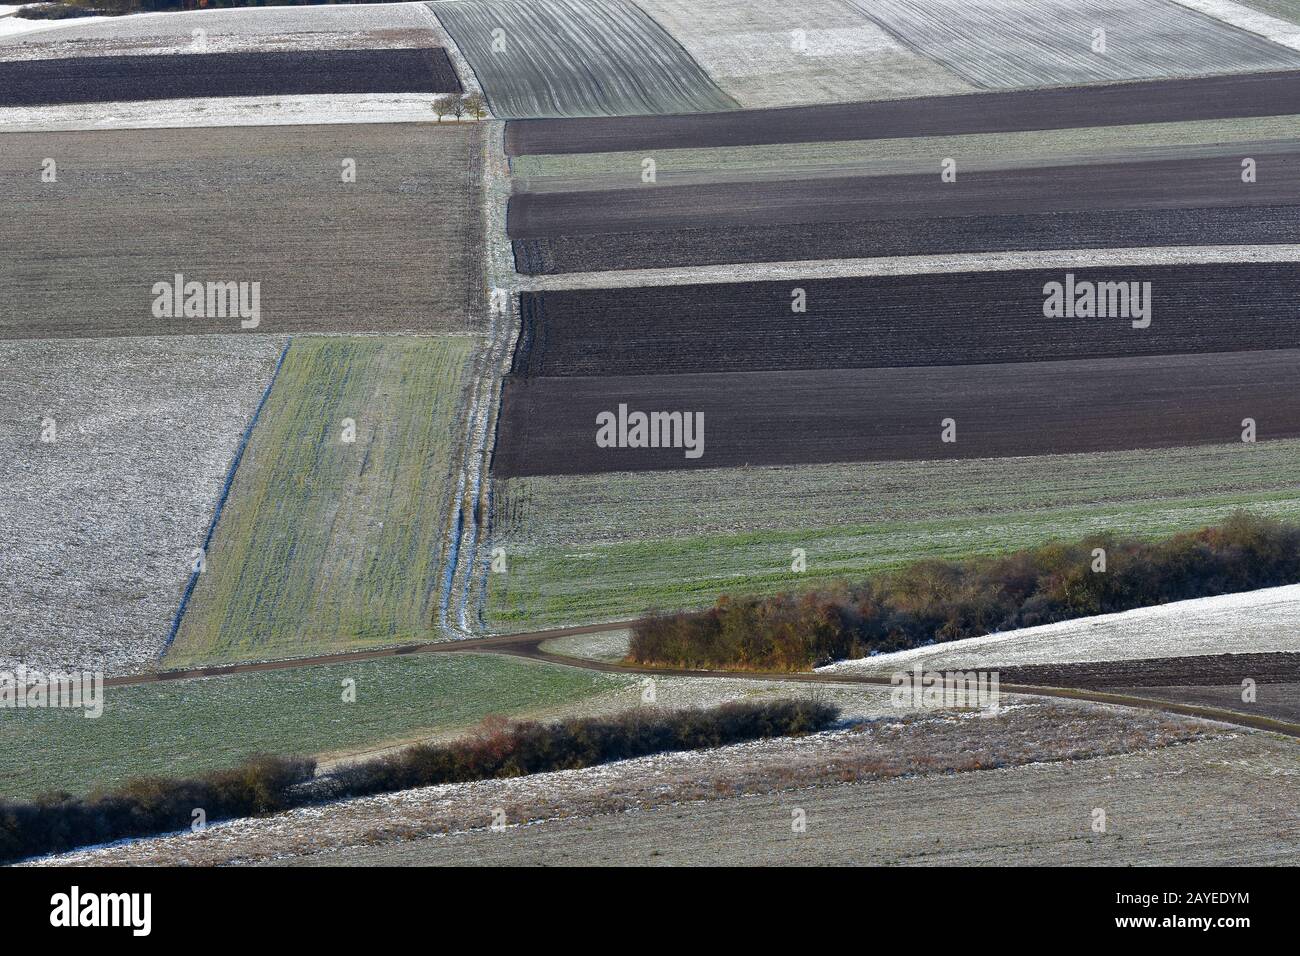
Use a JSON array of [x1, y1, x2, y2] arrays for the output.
[[0, 755, 314, 865], [0, 699, 837, 863], [333, 698, 837, 797], [628, 513, 1300, 671], [16, 3, 105, 18]]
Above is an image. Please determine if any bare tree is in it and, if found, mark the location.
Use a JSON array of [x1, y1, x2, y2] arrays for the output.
[[431, 95, 455, 122], [448, 95, 468, 121], [463, 92, 488, 120]]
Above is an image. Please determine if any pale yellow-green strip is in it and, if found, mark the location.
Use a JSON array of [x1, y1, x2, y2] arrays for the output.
[[168, 335, 474, 666]]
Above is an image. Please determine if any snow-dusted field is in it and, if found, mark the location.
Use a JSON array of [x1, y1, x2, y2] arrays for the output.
[[822, 585, 1300, 677], [431, 0, 737, 117], [634, 0, 973, 107], [1171, 0, 1300, 50], [0, 3, 437, 58], [539, 629, 631, 663], [0, 92, 451, 133], [0, 334, 285, 675], [848, 0, 1300, 88], [0, 9, 109, 42]]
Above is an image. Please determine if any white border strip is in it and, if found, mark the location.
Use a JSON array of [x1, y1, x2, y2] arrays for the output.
[[527, 244, 1300, 290]]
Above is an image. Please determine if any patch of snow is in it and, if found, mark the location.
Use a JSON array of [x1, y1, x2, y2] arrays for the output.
[[821, 584, 1300, 675], [0, 93, 454, 132], [0, 11, 110, 39], [1169, 0, 1300, 52]]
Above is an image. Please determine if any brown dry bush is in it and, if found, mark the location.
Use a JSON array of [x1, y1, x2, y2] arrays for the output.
[[0, 754, 314, 865], [333, 699, 839, 797], [630, 513, 1300, 671]]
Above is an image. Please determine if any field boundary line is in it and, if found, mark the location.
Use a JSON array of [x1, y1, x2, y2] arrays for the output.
[[418, 0, 489, 105], [523, 244, 1300, 291], [158, 336, 292, 657], [439, 119, 520, 634]]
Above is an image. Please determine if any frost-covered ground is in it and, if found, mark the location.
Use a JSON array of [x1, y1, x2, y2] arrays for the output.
[[1171, 0, 1300, 50], [821, 585, 1300, 677], [847, 0, 1300, 89], [634, 0, 974, 107], [28, 699, 1221, 865], [0, 9, 109, 42], [0, 93, 455, 133], [539, 629, 631, 663], [0, 3, 435, 57], [0, 334, 285, 675]]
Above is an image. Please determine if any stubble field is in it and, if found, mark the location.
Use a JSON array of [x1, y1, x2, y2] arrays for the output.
[[0, 122, 483, 338]]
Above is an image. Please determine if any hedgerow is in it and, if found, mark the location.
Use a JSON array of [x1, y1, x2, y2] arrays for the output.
[[0, 699, 837, 863], [629, 512, 1300, 671]]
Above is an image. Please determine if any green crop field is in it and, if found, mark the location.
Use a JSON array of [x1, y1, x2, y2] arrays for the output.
[[0, 653, 633, 801], [487, 440, 1300, 627], [167, 335, 474, 667]]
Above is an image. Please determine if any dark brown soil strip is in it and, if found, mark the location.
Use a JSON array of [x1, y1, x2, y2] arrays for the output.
[[995, 652, 1300, 688], [508, 151, 1300, 239], [491, 348, 1300, 476], [505, 69, 1300, 155], [513, 263, 1300, 377], [513, 204, 1300, 275], [0, 47, 460, 106]]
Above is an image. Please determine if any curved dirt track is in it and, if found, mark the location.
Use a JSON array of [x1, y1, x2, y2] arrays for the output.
[[111, 622, 1300, 739]]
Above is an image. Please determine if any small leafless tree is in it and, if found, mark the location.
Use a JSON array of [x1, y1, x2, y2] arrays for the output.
[[448, 95, 468, 121], [463, 92, 488, 120], [431, 95, 455, 122]]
